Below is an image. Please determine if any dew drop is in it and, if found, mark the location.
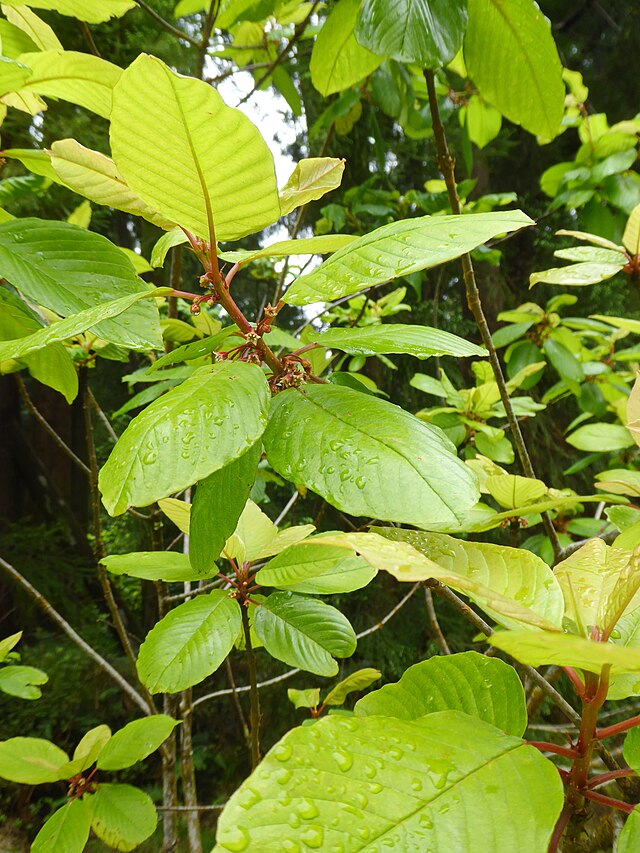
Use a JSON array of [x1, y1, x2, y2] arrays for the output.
[[142, 451, 157, 464], [218, 826, 250, 851], [332, 748, 353, 772], [273, 743, 293, 762], [297, 798, 319, 820], [300, 825, 324, 848]]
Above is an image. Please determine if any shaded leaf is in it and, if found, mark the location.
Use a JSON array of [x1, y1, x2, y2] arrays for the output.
[[97, 716, 178, 771], [0, 665, 48, 700], [90, 785, 157, 852], [31, 800, 91, 853], [0, 737, 69, 784], [323, 668, 381, 706]]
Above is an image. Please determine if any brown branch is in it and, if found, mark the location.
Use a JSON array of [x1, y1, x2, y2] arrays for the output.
[[424, 586, 451, 654], [423, 69, 562, 562], [132, 0, 200, 47], [241, 604, 261, 769]]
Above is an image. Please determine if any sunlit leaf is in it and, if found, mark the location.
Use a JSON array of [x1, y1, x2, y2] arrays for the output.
[[308, 324, 487, 359], [97, 716, 178, 771], [279, 158, 345, 216], [0, 737, 69, 784], [102, 551, 209, 582], [1, 0, 135, 24]]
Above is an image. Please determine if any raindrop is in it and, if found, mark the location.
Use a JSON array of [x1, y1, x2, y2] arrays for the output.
[[300, 825, 324, 848], [218, 826, 250, 851]]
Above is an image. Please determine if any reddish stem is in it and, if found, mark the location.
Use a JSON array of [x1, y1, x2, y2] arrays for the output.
[[587, 769, 636, 789], [548, 802, 573, 853], [527, 741, 578, 760], [563, 666, 586, 697], [597, 712, 640, 740], [583, 789, 636, 814]]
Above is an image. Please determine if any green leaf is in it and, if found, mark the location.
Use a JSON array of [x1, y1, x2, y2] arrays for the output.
[[90, 784, 157, 852], [308, 324, 487, 359], [618, 807, 640, 853], [136, 591, 242, 693], [288, 687, 320, 709], [99, 362, 270, 515], [554, 246, 626, 264], [110, 54, 280, 242], [50, 139, 176, 230], [102, 551, 208, 582], [158, 498, 191, 534], [1, 147, 58, 180], [0, 737, 69, 784], [0, 20, 38, 58], [283, 211, 534, 306], [489, 628, 640, 675], [356, 652, 526, 736], [150, 229, 188, 267], [623, 203, 640, 256], [264, 385, 479, 527], [566, 423, 635, 452], [213, 712, 563, 852], [356, 0, 467, 67], [225, 500, 315, 563], [464, 0, 564, 139], [310, 0, 384, 97], [97, 715, 178, 771], [218, 234, 356, 264], [0, 287, 78, 402], [323, 668, 381, 706], [623, 727, 640, 773], [370, 528, 564, 630], [0, 290, 163, 364], [0, 56, 30, 96], [556, 229, 626, 252], [530, 261, 624, 287], [66, 725, 112, 775], [0, 665, 48, 699], [0, 218, 162, 350], [5, 1, 134, 21], [2, 6, 62, 50], [190, 442, 261, 574], [31, 800, 91, 853], [0, 632, 21, 662], [19, 51, 122, 118], [255, 538, 377, 594], [463, 94, 502, 148], [485, 474, 548, 509], [253, 591, 356, 676], [597, 470, 640, 498], [279, 158, 346, 216]]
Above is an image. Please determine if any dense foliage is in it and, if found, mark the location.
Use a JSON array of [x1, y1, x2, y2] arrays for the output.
[[0, 1, 640, 851]]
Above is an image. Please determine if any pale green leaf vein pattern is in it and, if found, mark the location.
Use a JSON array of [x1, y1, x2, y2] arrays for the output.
[[308, 323, 487, 359], [110, 54, 280, 242], [283, 211, 534, 306]]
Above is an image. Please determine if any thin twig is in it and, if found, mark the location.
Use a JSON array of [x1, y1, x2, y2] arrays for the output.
[[132, 0, 200, 47], [16, 374, 90, 476], [241, 604, 261, 769], [157, 805, 225, 812], [88, 388, 119, 443], [356, 583, 421, 640], [0, 555, 149, 715], [274, 491, 299, 527], [424, 586, 451, 654], [225, 657, 250, 744], [423, 68, 562, 562], [80, 21, 101, 57], [196, 0, 219, 77]]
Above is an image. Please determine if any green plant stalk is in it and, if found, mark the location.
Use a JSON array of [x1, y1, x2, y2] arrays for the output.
[[241, 603, 262, 770], [423, 69, 562, 561]]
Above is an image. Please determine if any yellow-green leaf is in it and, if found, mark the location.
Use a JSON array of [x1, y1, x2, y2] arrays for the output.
[[2, 5, 63, 50], [623, 204, 640, 256], [485, 474, 548, 509], [279, 158, 345, 216], [110, 54, 280, 243], [1, 0, 134, 24]]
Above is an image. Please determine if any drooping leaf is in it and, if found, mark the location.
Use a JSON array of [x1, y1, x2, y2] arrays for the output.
[[279, 158, 345, 216], [0, 290, 164, 363], [218, 234, 357, 264], [489, 629, 640, 675], [356, 0, 467, 67], [310, 0, 383, 96], [97, 716, 178, 771], [566, 423, 635, 452], [89, 784, 157, 852], [158, 498, 191, 534], [2, 5, 62, 50], [31, 800, 92, 853], [283, 211, 533, 306], [110, 54, 280, 242], [253, 591, 356, 676], [224, 499, 315, 564], [0, 665, 48, 699], [255, 537, 377, 594], [530, 261, 624, 287], [264, 385, 479, 527], [50, 139, 176, 229], [464, 0, 564, 139], [99, 362, 270, 515], [213, 712, 563, 852], [136, 591, 242, 693], [323, 668, 381, 706], [308, 323, 487, 359], [190, 442, 261, 574], [18, 51, 122, 118], [1, 0, 135, 24], [102, 551, 208, 582], [0, 737, 69, 784], [0, 219, 162, 350], [355, 652, 526, 736]]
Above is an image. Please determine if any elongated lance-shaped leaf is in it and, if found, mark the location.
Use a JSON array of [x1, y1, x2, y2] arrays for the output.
[[355, 652, 527, 736], [18, 51, 122, 118], [0, 289, 165, 363], [602, 548, 640, 637], [214, 712, 563, 852], [323, 668, 381, 706], [2, 6, 62, 50], [0, 219, 162, 349], [356, 0, 467, 67], [253, 591, 356, 676], [464, 0, 564, 139], [0, 19, 38, 58], [623, 203, 640, 255], [489, 628, 640, 675], [530, 261, 624, 287], [89, 784, 157, 852], [310, 0, 384, 96], [218, 234, 356, 264], [255, 537, 377, 595], [1, 0, 135, 23], [31, 800, 91, 853], [279, 158, 346, 215], [110, 54, 280, 243], [264, 385, 479, 528], [308, 323, 487, 359], [0, 632, 21, 662], [50, 139, 176, 229], [99, 362, 270, 515], [190, 442, 261, 574], [137, 591, 242, 693], [283, 211, 534, 306], [97, 716, 178, 771], [103, 551, 211, 582]]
